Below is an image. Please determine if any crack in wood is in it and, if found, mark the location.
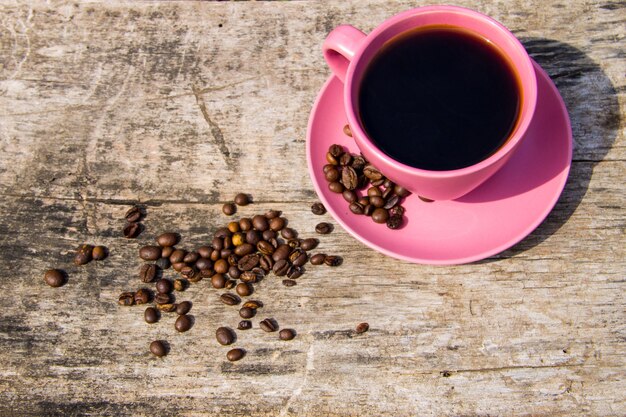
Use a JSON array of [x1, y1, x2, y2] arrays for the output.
[[192, 84, 232, 166]]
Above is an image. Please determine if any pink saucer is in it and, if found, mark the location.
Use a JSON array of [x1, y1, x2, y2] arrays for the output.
[[306, 60, 572, 265]]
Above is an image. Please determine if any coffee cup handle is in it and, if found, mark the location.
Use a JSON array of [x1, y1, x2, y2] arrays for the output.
[[323, 25, 367, 83]]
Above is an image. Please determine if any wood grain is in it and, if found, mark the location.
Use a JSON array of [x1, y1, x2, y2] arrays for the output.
[[0, 1, 624, 416]]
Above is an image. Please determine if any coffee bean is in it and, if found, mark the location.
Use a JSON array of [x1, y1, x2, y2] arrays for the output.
[[239, 306, 255, 319], [125, 206, 143, 223], [172, 261, 187, 272], [339, 153, 352, 166], [240, 271, 259, 283], [228, 266, 241, 280], [236, 282, 253, 297], [265, 209, 282, 219], [214, 227, 232, 239], [370, 196, 385, 208], [279, 329, 296, 340], [328, 181, 344, 193], [329, 144, 344, 158], [238, 320, 252, 330], [273, 259, 289, 276], [245, 230, 260, 245], [311, 202, 326, 215], [176, 301, 192, 315], [134, 288, 150, 305], [235, 218, 251, 232], [232, 232, 245, 247], [173, 278, 186, 291], [393, 185, 411, 197], [195, 257, 211, 271], [372, 208, 389, 224], [169, 249, 186, 264], [223, 236, 233, 249], [352, 155, 367, 171], [216, 327, 235, 345], [156, 278, 172, 294], [383, 194, 400, 210], [220, 293, 240, 306], [324, 166, 340, 182], [234, 193, 250, 206], [300, 238, 318, 251], [310, 253, 326, 265], [341, 166, 358, 190], [256, 240, 274, 255], [367, 187, 382, 197], [123, 222, 141, 238], [386, 215, 403, 229], [74, 244, 93, 265], [262, 230, 277, 242], [356, 322, 369, 334], [258, 254, 273, 272], [287, 265, 304, 279], [252, 215, 269, 231], [343, 124, 352, 137], [155, 257, 171, 270], [118, 292, 134, 306], [154, 293, 171, 305], [269, 245, 288, 262], [175, 314, 192, 332], [211, 274, 226, 289], [243, 300, 263, 309], [287, 238, 301, 249], [157, 303, 176, 312], [326, 151, 339, 165], [324, 255, 342, 267], [278, 227, 294, 240], [267, 217, 284, 232], [231, 243, 251, 257], [91, 245, 107, 261], [183, 252, 199, 264], [349, 202, 364, 215], [315, 222, 333, 234], [382, 186, 394, 199], [363, 164, 383, 181], [238, 254, 259, 271], [44, 269, 65, 287], [211, 237, 224, 252], [342, 189, 358, 203], [220, 248, 232, 259], [156, 232, 178, 247], [150, 340, 167, 357], [144, 307, 159, 323], [226, 348, 245, 362], [363, 204, 375, 216], [222, 203, 236, 216], [289, 250, 308, 267], [259, 318, 278, 332], [358, 196, 370, 206], [227, 221, 240, 234], [282, 279, 297, 287], [138, 264, 156, 283], [139, 245, 161, 261], [418, 195, 435, 202], [214, 259, 228, 274]]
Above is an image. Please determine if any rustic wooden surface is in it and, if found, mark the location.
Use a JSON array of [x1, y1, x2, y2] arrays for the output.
[[0, 0, 624, 416]]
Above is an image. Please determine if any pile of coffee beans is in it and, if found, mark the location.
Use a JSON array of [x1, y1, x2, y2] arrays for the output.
[[321, 137, 410, 229]]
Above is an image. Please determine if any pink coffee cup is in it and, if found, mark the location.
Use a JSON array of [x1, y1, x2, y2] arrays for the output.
[[323, 5, 537, 200]]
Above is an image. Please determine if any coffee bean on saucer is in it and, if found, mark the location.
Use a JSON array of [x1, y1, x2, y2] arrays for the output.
[[343, 124, 352, 137], [339, 152, 352, 166], [341, 166, 358, 190], [394, 185, 411, 198], [326, 152, 339, 165], [325, 166, 340, 182], [315, 222, 333, 234], [371, 208, 389, 224], [370, 196, 385, 208], [44, 269, 65, 287], [343, 189, 358, 203], [226, 348, 245, 362], [223, 203, 236, 216], [279, 329, 296, 340], [363, 204, 375, 216], [216, 327, 235, 345], [175, 314, 192, 332], [328, 181, 344, 193], [356, 322, 369, 334], [383, 194, 400, 210], [386, 215, 403, 230], [234, 193, 250, 206], [150, 340, 167, 357], [311, 202, 326, 215], [349, 202, 364, 215], [329, 144, 344, 158]]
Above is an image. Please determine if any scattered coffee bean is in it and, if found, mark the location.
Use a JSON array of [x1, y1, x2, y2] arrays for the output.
[[123, 222, 141, 238], [311, 202, 326, 215], [174, 314, 192, 332], [134, 288, 150, 305], [155, 257, 171, 270], [257, 240, 274, 255], [153, 293, 171, 305], [238, 253, 259, 271], [252, 215, 269, 231], [139, 264, 157, 283], [74, 244, 93, 265], [386, 215, 403, 229], [156, 232, 178, 247], [287, 265, 304, 279], [239, 307, 255, 319], [234, 193, 250, 206], [324, 255, 342, 267], [156, 278, 172, 294], [300, 238, 318, 251], [236, 282, 253, 297], [238, 320, 252, 330], [226, 348, 245, 362], [172, 261, 187, 272], [310, 253, 326, 265], [220, 293, 240, 306], [118, 292, 135, 306], [176, 301, 192, 315], [144, 307, 159, 324], [157, 303, 176, 312], [214, 259, 228, 274], [282, 279, 297, 287], [44, 269, 65, 287], [279, 329, 296, 340], [265, 209, 281, 219], [150, 340, 167, 357], [222, 203, 236, 216], [232, 232, 246, 247], [290, 250, 308, 267], [91, 245, 107, 261], [240, 271, 259, 283], [343, 124, 352, 137], [216, 327, 235, 345], [269, 217, 285, 232], [139, 245, 161, 261], [209, 273, 225, 289], [273, 259, 289, 276], [243, 300, 263, 309], [169, 249, 186, 264], [356, 322, 369, 334], [225, 279, 236, 289], [125, 206, 143, 223], [173, 278, 187, 291], [280, 227, 296, 240], [259, 318, 278, 332], [315, 222, 333, 234]]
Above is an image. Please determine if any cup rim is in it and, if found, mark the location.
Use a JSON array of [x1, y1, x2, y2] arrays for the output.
[[344, 5, 538, 178]]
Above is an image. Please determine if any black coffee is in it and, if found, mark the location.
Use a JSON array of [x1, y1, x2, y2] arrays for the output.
[[358, 26, 521, 171]]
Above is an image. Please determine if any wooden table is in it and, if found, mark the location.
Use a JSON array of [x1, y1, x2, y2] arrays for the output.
[[1, 1, 624, 415]]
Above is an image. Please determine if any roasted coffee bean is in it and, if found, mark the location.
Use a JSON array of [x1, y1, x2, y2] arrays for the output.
[[144, 307, 159, 323], [329, 144, 344, 158], [155, 257, 171, 270], [390, 207, 405, 221], [210, 249, 220, 262], [181, 266, 199, 281], [169, 249, 186, 264], [238, 254, 259, 271], [287, 265, 304, 279], [326, 151, 339, 165], [227, 221, 240, 234], [363, 204, 375, 216], [228, 266, 241, 280], [273, 259, 290, 276], [227, 348, 245, 362], [352, 155, 366, 171], [156, 278, 172, 294], [371, 178, 385, 187], [183, 252, 199, 264], [240, 271, 259, 284], [176, 301, 192, 315], [243, 300, 263, 309], [259, 254, 274, 271], [367, 187, 382, 197], [259, 318, 278, 332], [370, 196, 385, 208], [223, 236, 233, 249], [220, 248, 232, 259], [172, 262, 187, 272], [239, 306, 255, 319], [161, 246, 175, 258], [263, 230, 277, 242], [173, 278, 187, 291], [310, 253, 326, 265], [356, 322, 369, 334], [211, 237, 224, 251], [232, 232, 245, 247], [44, 269, 65, 287], [386, 215, 403, 229], [222, 202, 236, 216], [251, 266, 266, 277], [234, 193, 250, 206], [199, 268, 213, 278], [279, 329, 296, 340], [289, 249, 307, 267], [281, 227, 297, 240], [154, 293, 171, 305], [125, 206, 143, 223], [118, 292, 135, 306], [372, 208, 389, 224], [329, 181, 344, 193], [252, 215, 269, 231], [236, 282, 252, 297], [123, 222, 141, 238], [150, 340, 167, 357], [363, 164, 383, 181], [257, 240, 274, 255], [382, 186, 394, 199], [324, 255, 343, 267], [156, 232, 178, 247], [339, 152, 352, 166], [383, 194, 400, 210], [74, 244, 93, 265], [343, 189, 358, 203], [358, 196, 370, 206], [282, 279, 297, 287], [134, 288, 150, 305], [238, 320, 252, 330], [287, 239, 301, 249], [269, 217, 285, 232], [323, 165, 335, 175], [92, 246, 107, 261], [214, 227, 231, 239], [315, 222, 333, 234], [265, 209, 281, 219], [349, 202, 364, 215], [311, 202, 326, 215], [245, 230, 260, 245], [233, 243, 253, 257], [139, 245, 161, 261], [238, 218, 252, 232], [157, 304, 176, 314], [300, 238, 319, 251], [138, 264, 157, 283], [418, 195, 435, 202], [195, 245, 210, 258], [225, 279, 236, 289], [324, 166, 340, 182], [227, 254, 239, 267], [220, 293, 240, 306], [195, 257, 212, 271], [343, 124, 353, 136], [175, 314, 192, 332], [216, 327, 235, 345], [214, 259, 228, 274], [211, 274, 226, 289], [394, 185, 411, 197]]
